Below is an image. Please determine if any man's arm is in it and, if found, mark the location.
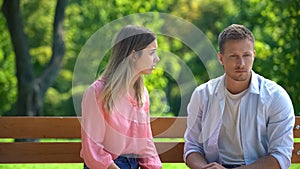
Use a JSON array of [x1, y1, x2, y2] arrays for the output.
[[186, 154, 280, 169], [237, 155, 280, 169], [186, 152, 208, 169]]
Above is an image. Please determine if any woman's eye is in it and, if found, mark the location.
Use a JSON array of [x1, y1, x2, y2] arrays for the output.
[[151, 52, 156, 56]]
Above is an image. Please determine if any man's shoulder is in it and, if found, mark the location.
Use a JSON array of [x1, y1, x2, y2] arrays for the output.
[[195, 75, 224, 93], [203, 75, 223, 86], [255, 73, 293, 113], [255, 73, 288, 97]]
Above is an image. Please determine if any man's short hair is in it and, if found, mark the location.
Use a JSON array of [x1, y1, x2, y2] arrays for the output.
[[218, 24, 255, 54]]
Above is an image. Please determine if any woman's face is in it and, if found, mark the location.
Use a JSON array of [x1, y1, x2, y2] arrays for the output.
[[133, 40, 159, 75]]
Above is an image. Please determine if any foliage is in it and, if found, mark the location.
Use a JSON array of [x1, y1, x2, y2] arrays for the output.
[[1, 0, 299, 116], [231, 0, 300, 115], [0, 0, 17, 115]]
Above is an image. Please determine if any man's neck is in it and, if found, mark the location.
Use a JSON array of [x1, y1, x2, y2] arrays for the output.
[[225, 77, 251, 94]]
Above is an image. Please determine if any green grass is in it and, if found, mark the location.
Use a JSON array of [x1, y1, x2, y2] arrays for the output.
[[0, 164, 181, 169], [0, 164, 82, 169], [0, 163, 299, 169], [0, 163, 186, 169]]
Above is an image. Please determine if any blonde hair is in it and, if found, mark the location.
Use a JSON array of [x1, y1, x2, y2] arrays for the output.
[[100, 25, 156, 113]]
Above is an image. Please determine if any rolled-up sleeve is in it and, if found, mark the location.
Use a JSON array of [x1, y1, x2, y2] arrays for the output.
[[80, 86, 114, 169], [139, 155, 162, 169], [267, 88, 295, 169], [138, 122, 162, 169], [184, 88, 205, 161]]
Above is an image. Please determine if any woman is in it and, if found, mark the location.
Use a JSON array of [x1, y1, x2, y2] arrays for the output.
[[80, 25, 162, 169]]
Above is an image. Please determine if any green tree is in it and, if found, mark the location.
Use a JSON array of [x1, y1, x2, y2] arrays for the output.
[[1, 0, 67, 116], [2, 0, 299, 117], [232, 0, 300, 114], [45, 0, 209, 116], [0, 8, 16, 114]]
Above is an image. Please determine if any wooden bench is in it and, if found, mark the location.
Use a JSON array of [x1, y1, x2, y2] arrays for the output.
[[0, 116, 299, 164]]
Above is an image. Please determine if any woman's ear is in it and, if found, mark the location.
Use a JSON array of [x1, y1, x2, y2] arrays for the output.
[[131, 50, 138, 62]]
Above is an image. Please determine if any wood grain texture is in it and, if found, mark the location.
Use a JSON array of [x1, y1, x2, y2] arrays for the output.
[[0, 116, 299, 163]]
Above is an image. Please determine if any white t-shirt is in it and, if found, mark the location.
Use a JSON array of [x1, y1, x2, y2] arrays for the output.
[[218, 88, 248, 165]]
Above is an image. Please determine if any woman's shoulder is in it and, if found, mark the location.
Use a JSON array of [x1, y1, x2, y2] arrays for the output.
[[85, 78, 106, 95], [92, 78, 106, 88]]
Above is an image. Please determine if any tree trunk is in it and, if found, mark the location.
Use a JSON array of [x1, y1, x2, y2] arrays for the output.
[[2, 0, 67, 116]]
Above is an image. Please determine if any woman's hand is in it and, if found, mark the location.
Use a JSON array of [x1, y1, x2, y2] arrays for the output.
[[107, 163, 120, 169]]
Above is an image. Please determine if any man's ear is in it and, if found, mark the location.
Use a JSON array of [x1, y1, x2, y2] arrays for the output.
[[218, 52, 224, 65]]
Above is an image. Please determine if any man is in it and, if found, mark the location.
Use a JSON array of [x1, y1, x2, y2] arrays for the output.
[[184, 24, 295, 169]]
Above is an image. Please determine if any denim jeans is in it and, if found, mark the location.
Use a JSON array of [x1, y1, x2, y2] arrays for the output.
[[222, 164, 242, 168], [84, 155, 139, 169]]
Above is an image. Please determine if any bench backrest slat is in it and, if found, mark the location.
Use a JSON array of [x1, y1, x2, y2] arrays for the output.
[[2, 116, 298, 138], [0, 117, 186, 139], [294, 116, 300, 138], [0, 142, 82, 163], [0, 117, 81, 138]]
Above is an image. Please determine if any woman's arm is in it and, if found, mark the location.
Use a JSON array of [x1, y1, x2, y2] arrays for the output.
[[81, 86, 115, 169]]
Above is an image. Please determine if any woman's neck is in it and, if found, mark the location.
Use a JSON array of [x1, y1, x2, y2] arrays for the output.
[[129, 76, 139, 99]]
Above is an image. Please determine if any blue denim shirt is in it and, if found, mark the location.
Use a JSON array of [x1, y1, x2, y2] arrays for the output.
[[184, 71, 295, 169]]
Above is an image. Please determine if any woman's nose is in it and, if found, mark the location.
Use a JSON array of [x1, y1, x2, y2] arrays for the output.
[[154, 54, 160, 63]]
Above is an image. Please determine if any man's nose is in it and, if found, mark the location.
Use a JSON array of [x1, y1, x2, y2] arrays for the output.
[[237, 57, 245, 66]]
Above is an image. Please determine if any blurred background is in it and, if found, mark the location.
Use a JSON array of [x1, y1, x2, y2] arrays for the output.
[[1, 0, 299, 117]]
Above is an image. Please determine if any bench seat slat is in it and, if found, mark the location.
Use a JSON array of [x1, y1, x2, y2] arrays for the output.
[[1, 142, 299, 163], [0, 142, 184, 163], [292, 142, 300, 163]]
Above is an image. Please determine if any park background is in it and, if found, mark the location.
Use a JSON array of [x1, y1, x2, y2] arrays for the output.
[[0, 0, 299, 168]]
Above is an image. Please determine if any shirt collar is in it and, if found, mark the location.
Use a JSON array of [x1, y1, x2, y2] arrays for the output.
[[215, 74, 226, 98], [248, 71, 260, 94], [215, 70, 260, 96]]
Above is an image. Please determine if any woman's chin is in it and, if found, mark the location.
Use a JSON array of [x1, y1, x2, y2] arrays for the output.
[[141, 69, 154, 75]]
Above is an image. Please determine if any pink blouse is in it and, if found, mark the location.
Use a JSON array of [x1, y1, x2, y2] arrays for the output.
[[80, 79, 162, 169]]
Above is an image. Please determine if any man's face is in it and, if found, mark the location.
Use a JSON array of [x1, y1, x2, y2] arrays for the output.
[[218, 39, 255, 82]]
